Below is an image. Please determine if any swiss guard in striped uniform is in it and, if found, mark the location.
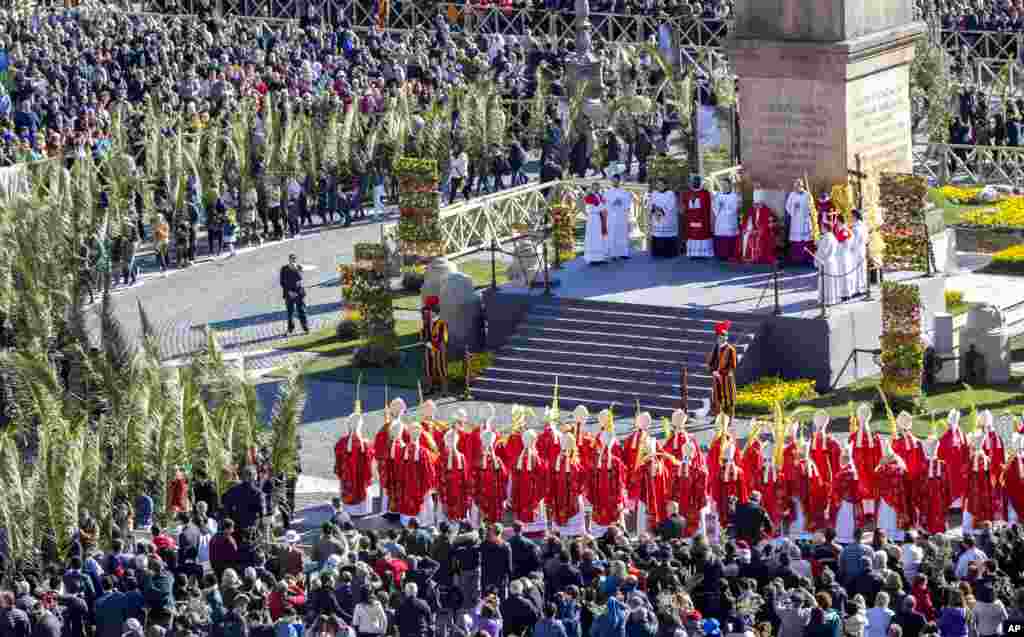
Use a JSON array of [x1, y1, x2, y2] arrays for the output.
[[707, 320, 737, 417], [422, 295, 448, 394]]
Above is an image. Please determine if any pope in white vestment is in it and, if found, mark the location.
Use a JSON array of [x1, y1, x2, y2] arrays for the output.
[[649, 180, 679, 258], [712, 184, 740, 261], [604, 175, 634, 259], [786, 179, 814, 265]]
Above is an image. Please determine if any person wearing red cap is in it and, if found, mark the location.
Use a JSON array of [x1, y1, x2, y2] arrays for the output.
[[421, 295, 448, 395], [708, 321, 737, 417]]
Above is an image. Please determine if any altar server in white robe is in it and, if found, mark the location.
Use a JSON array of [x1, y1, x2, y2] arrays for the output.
[[649, 179, 680, 258], [851, 209, 870, 296], [604, 174, 634, 259], [816, 224, 842, 306], [583, 184, 609, 264], [712, 176, 741, 261], [834, 219, 855, 301]]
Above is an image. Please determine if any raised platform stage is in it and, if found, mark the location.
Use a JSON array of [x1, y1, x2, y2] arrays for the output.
[[474, 253, 947, 417]]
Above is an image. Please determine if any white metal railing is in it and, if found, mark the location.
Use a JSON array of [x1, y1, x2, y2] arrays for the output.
[[914, 142, 1024, 186]]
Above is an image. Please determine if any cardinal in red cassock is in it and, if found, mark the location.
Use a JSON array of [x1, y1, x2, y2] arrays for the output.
[[664, 409, 705, 470], [977, 410, 1007, 484], [939, 409, 970, 505], [964, 438, 1001, 533], [440, 427, 472, 523], [682, 176, 713, 257], [740, 188, 778, 265], [168, 466, 189, 514], [874, 441, 913, 540], [786, 441, 829, 536], [396, 424, 439, 525], [918, 440, 952, 535], [891, 413, 927, 480], [630, 436, 673, 532], [334, 414, 375, 516], [587, 430, 627, 536], [473, 431, 510, 524], [708, 415, 741, 509], [831, 450, 866, 543], [851, 403, 883, 505], [373, 404, 401, 511], [741, 423, 764, 482], [572, 405, 600, 470], [510, 429, 550, 531], [672, 438, 709, 537], [549, 433, 587, 536], [810, 411, 843, 483], [500, 424, 525, 469], [622, 412, 652, 473], [1003, 437, 1024, 525], [418, 399, 446, 451]]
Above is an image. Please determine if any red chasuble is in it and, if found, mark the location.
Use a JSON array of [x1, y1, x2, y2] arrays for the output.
[[574, 425, 600, 470], [752, 462, 786, 529], [440, 451, 472, 521], [373, 427, 396, 499], [966, 457, 1001, 525], [787, 458, 829, 532], [810, 433, 843, 483], [473, 454, 510, 524], [980, 431, 1007, 486], [631, 457, 672, 530], [715, 462, 748, 517], [876, 459, 914, 530], [665, 432, 705, 468], [1003, 457, 1024, 520], [831, 465, 866, 530], [938, 426, 969, 502], [917, 459, 952, 535], [500, 432, 525, 470], [673, 461, 709, 536], [536, 425, 563, 467], [396, 446, 439, 517], [549, 454, 586, 526], [851, 430, 882, 500], [510, 454, 549, 522], [334, 434, 375, 505], [587, 454, 627, 527], [683, 189, 713, 241], [622, 429, 648, 473], [740, 204, 777, 265]]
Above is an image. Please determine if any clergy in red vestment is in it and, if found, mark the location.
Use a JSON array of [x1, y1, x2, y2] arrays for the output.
[[573, 405, 600, 470], [549, 433, 587, 536], [440, 427, 472, 523], [851, 403, 882, 508], [831, 448, 865, 543], [810, 410, 843, 482], [714, 440, 748, 528], [536, 410, 563, 467], [334, 413, 375, 516], [623, 412, 652, 473], [977, 410, 1007, 484], [939, 409, 970, 506], [750, 438, 786, 533], [964, 435, 1001, 533], [708, 414, 741, 510], [664, 409, 705, 470], [918, 437, 952, 535], [418, 399, 448, 452], [510, 429, 550, 531], [168, 466, 189, 514], [374, 399, 404, 512], [891, 412, 927, 480], [672, 438, 709, 538], [473, 430, 509, 525], [384, 417, 411, 514], [630, 437, 673, 532], [740, 419, 764, 480], [1002, 435, 1024, 525], [786, 440, 829, 537], [740, 186, 778, 265], [500, 406, 528, 468], [396, 424, 440, 526], [587, 430, 627, 536], [682, 175, 714, 258], [874, 440, 912, 541]]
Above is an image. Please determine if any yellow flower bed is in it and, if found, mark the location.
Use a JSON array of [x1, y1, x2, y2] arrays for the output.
[[960, 196, 1024, 227], [736, 376, 818, 412], [984, 245, 1024, 275], [938, 185, 984, 204]]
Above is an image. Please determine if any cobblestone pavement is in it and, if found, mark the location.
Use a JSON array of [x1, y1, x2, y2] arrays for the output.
[[95, 213, 395, 360]]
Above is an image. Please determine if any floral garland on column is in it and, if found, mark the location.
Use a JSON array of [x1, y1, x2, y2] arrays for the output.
[[549, 198, 576, 265], [340, 243, 396, 353], [879, 173, 929, 272], [395, 157, 443, 258], [880, 281, 923, 402]]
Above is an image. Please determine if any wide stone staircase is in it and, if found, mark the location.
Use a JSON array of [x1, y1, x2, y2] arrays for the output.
[[471, 298, 765, 419]]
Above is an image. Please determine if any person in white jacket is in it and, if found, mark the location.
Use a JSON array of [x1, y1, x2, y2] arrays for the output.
[[352, 589, 389, 637]]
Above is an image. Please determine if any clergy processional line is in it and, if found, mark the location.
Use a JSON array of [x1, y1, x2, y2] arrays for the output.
[[333, 384, 1024, 539]]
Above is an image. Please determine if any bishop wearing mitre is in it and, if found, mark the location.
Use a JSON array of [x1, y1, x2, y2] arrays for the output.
[[573, 405, 600, 469], [713, 438, 748, 529], [549, 433, 588, 536], [851, 403, 882, 511], [978, 410, 1007, 481], [664, 408, 704, 468], [334, 413, 375, 516], [672, 436, 709, 538], [622, 411, 652, 473], [712, 176, 740, 261], [749, 436, 786, 534], [810, 410, 842, 482], [740, 185, 777, 265], [785, 178, 814, 265], [786, 439, 829, 538], [440, 427, 472, 524], [832, 447, 866, 544], [397, 423, 439, 527], [587, 429, 627, 537], [1003, 433, 1024, 525], [939, 409, 970, 506], [918, 435, 952, 535], [964, 433, 1001, 533]]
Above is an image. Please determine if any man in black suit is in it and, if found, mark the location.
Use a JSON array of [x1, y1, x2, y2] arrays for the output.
[[279, 253, 308, 334], [733, 491, 773, 546]]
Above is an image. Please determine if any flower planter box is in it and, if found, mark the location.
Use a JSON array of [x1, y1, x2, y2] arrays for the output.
[[952, 224, 1024, 254]]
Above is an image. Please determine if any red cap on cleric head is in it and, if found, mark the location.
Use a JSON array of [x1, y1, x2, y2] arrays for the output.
[[714, 320, 731, 336], [425, 296, 440, 308]]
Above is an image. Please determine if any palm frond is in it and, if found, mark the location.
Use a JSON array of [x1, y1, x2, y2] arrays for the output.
[[269, 361, 306, 478]]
